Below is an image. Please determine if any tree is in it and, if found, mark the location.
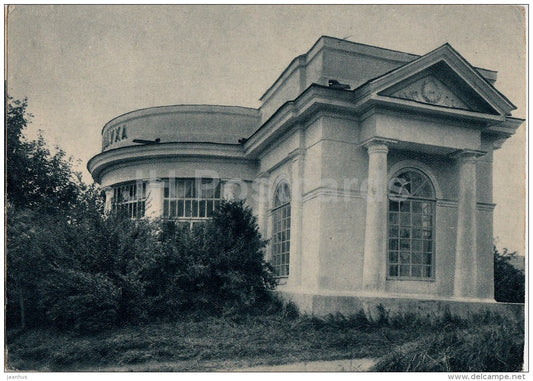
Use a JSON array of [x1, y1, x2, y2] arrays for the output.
[[143, 201, 277, 317], [6, 96, 31, 208], [6, 99, 276, 329], [6, 96, 81, 214], [5, 96, 105, 329], [494, 246, 525, 303], [202, 200, 276, 313]]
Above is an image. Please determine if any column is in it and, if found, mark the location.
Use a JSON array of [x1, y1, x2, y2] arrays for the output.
[[103, 187, 114, 213], [255, 174, 269, 238], [222, 180, 243, 201], [145, 178, 165, 218], [289, 146, 305, 288], [453, 151, 481, 298], [362, 139, 391, 292]]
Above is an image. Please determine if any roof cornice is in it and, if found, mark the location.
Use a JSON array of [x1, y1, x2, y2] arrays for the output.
[[88, 142, 250, 183], [245, 81, 520, 158]]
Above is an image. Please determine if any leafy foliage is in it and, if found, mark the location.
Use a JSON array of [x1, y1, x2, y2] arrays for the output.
[[494, 246, 525, 303], [147, 201, 276, 317], [6, 96, 81, 214], [40, 269, 121, 333], [6, 97, 275, 333], [7, 202, 276, 332]]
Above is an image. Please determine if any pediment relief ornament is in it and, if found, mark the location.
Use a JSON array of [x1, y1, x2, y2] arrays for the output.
[[388, 77, 470, 110]]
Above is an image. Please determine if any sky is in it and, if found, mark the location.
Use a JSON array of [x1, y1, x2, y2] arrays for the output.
[[6, 5, 527, 254]]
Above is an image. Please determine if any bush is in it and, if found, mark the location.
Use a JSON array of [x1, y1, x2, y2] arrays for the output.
[[40, 269, 120, 333], [6, 97, 277, 332], [144, 200, 277, 317], [203, 200, 277, 312], [6, 208, 156, 331], [494, 246, 525, 303], [7, 199, 277, 332]]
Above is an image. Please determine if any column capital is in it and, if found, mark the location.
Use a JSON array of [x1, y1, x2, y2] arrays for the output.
[[360, 137, 398, 152], [449, 149, 487, 162], [147, 178, 165, 189], [492, 137, 508, 150]]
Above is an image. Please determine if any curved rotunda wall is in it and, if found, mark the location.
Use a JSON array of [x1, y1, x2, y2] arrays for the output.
[[98, 157, 258, 189], [101, 105, 260, 152], [90, 105, 262, 221]]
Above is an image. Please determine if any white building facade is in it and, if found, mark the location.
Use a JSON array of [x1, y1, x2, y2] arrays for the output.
[[88, 37, 523, 312]]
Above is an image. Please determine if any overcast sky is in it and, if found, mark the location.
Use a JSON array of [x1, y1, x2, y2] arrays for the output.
[[6, 5, 526, 253]]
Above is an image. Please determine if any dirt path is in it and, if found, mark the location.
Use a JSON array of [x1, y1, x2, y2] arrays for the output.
[[229, 358, 377, 372], [74, 357, 377, 372]]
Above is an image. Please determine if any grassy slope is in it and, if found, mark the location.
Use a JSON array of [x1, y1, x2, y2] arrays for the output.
[[6, 312, 525, 372]]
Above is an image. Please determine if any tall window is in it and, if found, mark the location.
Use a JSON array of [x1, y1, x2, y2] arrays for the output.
[[388, 169, 435, 279], [163, 178, 222, 221], [272, 182, 291, 277], [113, 181, 147, 218]]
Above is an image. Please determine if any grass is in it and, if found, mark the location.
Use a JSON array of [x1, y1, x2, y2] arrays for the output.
[[6, 307, 525, 372], [374, 313, 525, 372]]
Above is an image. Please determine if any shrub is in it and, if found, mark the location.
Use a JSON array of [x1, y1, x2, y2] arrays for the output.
[[6, 208, 156, 331], [7, 199, 277, 332], [6, 207, 48, 328], [494, 246, 525, 303], [6, 97, 277, 333], [40, 269, 120, 333], [144, 200, 277, 317], [281, 301, 300, 320], [202, 200, 277, 313]]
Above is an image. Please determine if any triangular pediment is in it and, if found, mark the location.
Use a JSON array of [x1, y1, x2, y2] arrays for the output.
[[384, 75, 472, 111], [366, 44, 517, 116]]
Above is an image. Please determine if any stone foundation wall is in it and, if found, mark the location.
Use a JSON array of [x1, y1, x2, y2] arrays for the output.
[[276, 290, 524, 321]]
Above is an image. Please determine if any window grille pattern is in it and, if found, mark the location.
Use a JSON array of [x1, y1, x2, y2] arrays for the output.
[[112, 182, 147, 218], [272, 182, 291, 277], [163, 178, 222, 220], [388, 169, 435, 279]]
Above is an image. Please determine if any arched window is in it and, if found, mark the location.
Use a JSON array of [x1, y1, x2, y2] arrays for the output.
[[388, 169, 436, 279], [272, 182, 291, 277]]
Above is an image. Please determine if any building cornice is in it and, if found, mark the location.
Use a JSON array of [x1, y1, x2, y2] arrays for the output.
[[88, 142, 253, 183], [246, 86, 357, 157], [449, 149, 488, 160], [245, 83, 518, 159], [368, 95, 505, 123]]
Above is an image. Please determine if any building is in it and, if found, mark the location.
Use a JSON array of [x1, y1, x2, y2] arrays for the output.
[[88, 36, 523, 313]]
